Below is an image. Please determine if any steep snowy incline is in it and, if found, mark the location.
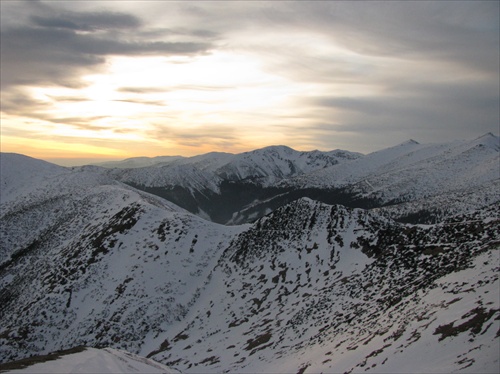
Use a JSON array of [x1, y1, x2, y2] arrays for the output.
[[0, 153, 69, 205], [149, 198, 499, 373], [0, 157, 245, 363], [374, 178, 500, 223], [0, 160, 184, 262], [1, 347, 179, 373], [107, 164, 223, 194]]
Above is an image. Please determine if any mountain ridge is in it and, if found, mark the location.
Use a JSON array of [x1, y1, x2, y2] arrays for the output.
[[0, 133, 498, 373]]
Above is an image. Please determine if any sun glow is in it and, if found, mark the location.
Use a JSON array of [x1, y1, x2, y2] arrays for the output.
[[2, 51, 309, 161]]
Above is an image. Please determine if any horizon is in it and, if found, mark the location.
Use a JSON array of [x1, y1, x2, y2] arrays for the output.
[[3, 131, 498, 167], [1, 1, 499, 164]]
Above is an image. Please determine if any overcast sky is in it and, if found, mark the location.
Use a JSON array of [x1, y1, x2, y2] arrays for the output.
[[1, 1, 498, 165]]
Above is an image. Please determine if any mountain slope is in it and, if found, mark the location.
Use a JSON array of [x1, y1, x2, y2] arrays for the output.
[[214, 145, 361, 184], [0, 153, 69, 205], [147, 198, 499, 373], [0, 347, 178, 373], [97, 155, 184, 169], [0, 159, 245, 362], [285, 133, 500, 204]]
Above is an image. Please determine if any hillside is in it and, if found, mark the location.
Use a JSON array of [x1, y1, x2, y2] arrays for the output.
[[0, 347, 178, 373], [148, 198, 499, 373], [285, 133, 500, 203]]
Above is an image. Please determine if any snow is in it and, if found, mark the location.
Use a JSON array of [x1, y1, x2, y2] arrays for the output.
[[0, 153, 69, 204], [284, 132, 499, 204], [99, 145, 360, 192], [97, 156, 184, 169], [4, 347, 178, 373], [0, 133, 498, 374]]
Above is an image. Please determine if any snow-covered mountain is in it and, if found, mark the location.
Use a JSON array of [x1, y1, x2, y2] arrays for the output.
[[97, 155, 184, 169], [0, 155, 244, 362], [95, 145, 361, 224], [0, 153, 69, 205], [284, 133, 500, 204], [213, 145, 361, 183], [86, 135, 499, 224], [0, 347, 178, 373], [147, 198, 499, 373], [102, 145, 360, 190], [0, 134, 499, 373]]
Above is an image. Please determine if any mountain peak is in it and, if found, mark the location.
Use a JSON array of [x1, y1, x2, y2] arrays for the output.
[[469, 132, 499, 150], [247, 145, 296, 155], [398, 139, 420, 146]]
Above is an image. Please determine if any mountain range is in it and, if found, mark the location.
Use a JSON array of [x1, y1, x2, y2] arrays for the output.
[[0, 133, 498, 373]]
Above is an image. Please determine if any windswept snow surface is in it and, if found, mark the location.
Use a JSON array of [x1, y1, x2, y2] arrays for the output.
[[148, 198, 500, 374], [0, 153, 69, 204], [284, 133, 500, 203], [0, 159, 245, 360], [3, 347, 178, 373]]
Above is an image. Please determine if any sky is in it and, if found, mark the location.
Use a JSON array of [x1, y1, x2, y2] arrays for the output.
[[1, 1, 499, 166]]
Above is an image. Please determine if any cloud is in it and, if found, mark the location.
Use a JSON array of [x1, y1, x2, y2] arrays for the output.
[[112, 99, 167, 107], [118, 87, 173, 94], [306, 77, 499, 125], [118, 85, 233, 94], [1, 26, 212, 87], [151, 124, 240, 148], [30, 11, 141, 31], [45, 117, 111, 131], [0, 4, 214, 90], [1, 1, 498, 159], [281, 1, 499, 72]]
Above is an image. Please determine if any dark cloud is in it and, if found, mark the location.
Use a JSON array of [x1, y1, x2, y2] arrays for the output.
[[0, 5, 213, 90], [0, 89, 52, 116], [0, 88, 108, 131], [280, 1, 499, 74], [306, 78, 499, 126], [31, 11, 141, 31], [283, 69, 499, 151], [1, 26, 211, 85]]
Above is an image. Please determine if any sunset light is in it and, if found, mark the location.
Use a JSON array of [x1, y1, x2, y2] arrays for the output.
[[1, 1, 498, 165]]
